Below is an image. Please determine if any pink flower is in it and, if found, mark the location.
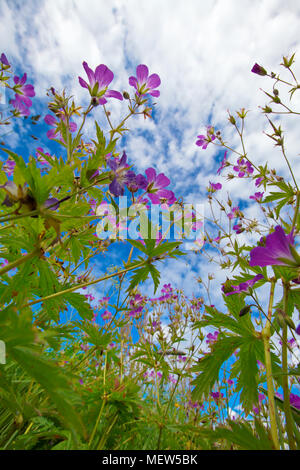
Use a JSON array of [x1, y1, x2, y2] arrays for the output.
[[249, 192, 264, 202], [13, 73, 35, 108], [210, 391, 224, 403], [217, 151, 228, 175], [2, 159, 15, 176], [79, 61, 123, 104], [227, 206, 240, 220], [196, 126, 216, 150], [206, 331, 219, 345], [233, 158, 254, 177], [44, 113, 77, 141], [255, 177, 264, 187], [101, 310, 112, 320], [208, 182, 222, 192], [129, 64, 161, 98]]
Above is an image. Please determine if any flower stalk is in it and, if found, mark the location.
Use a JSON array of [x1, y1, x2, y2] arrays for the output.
[[261, 279, 280, 450]]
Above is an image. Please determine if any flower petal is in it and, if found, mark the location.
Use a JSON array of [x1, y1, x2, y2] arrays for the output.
[[136, 64, 149, 84], [147, 73, 161, 90]]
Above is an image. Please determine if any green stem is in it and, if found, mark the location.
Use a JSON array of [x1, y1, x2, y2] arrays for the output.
[[282, 282, 296, 449], [88, 354, 107, 448], [261, 279, 280, 450], [292, 190, 300, 229], [23, 259, 147, 308], [281, 144, 299, 191]]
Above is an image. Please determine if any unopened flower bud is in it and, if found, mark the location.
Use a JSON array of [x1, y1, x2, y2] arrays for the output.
[[239, 305, 251, 317], [251, 63, 267, 76]]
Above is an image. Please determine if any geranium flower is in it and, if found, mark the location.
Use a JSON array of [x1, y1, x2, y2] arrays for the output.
[[2, 158, 15, 176], [276, 392, 300, 410], [128, 294, 146, 318], [208, 182, 222, 192], [101, 310, 112, 320], [217, 151, 228, 175], [210, 391, 224, 403], [233, 223, 244, 234], [141, 167, 175, 205], [222, 274, 264, 296], [227, 206, 240, 219], [108, 151, 136, 197], [249, 225, 299, 267], [10, 94, 30, 116], [255, 177, 264, 187], [129, 64, 161, 97], [249, 192, 264, 202], [196, 126, 216, 150], [13, 73, 35, 108], [44, 113, 77, 141], [233, 157, 254, 177], [290, 394, 300, 410], [206, 331, 219, 345], [79, 61, 123, 104]]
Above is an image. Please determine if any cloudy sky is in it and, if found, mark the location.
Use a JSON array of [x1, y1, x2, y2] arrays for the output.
[[1, 0, 300, 301]]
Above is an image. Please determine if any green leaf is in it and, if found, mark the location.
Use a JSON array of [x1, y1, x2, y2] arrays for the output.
[[212, 419, 273, 450], [64, 292, 93, 321], [10, 346, 85, 438], [191, 336, 243, 400]]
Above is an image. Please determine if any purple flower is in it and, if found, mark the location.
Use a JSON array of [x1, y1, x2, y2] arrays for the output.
[[290, 393, 300, 410], [227, 206, 240, 220], [250, 192, 264, 202], [255, 177, 264, 187], [251, 63, 267, 76], [2, 159, 15, 176], [13, 73, 35, 108], [206, 331, 219, 345], [44, 113, 77, 141], [128, 294, 146, 317], [233, 223, 244, 234], [209, 181, 222, 192], [296, 324, 300, 335], [99, 296, 110, 308], [79, 61, 123, 104], [279, 338, 297, 349], [129, 64, 161, 98], [210, 391, 224, 402], [222, 274, 264, 296], [10, 94, 30, 116], [101, 310, 112, 320], [108, 151, 136, 197], [126, 173, 148, 193], [217, 151, 228, 175], [168, 374, 177, 385], [0, 53, 9, 66], [249, 225, 299, 267], [141, 167, 175, 205], [233, 158, 254, 177], [196, 126, 216, 150]]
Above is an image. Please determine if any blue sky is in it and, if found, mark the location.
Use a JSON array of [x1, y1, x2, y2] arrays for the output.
[[1, 0, 300, 359]]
